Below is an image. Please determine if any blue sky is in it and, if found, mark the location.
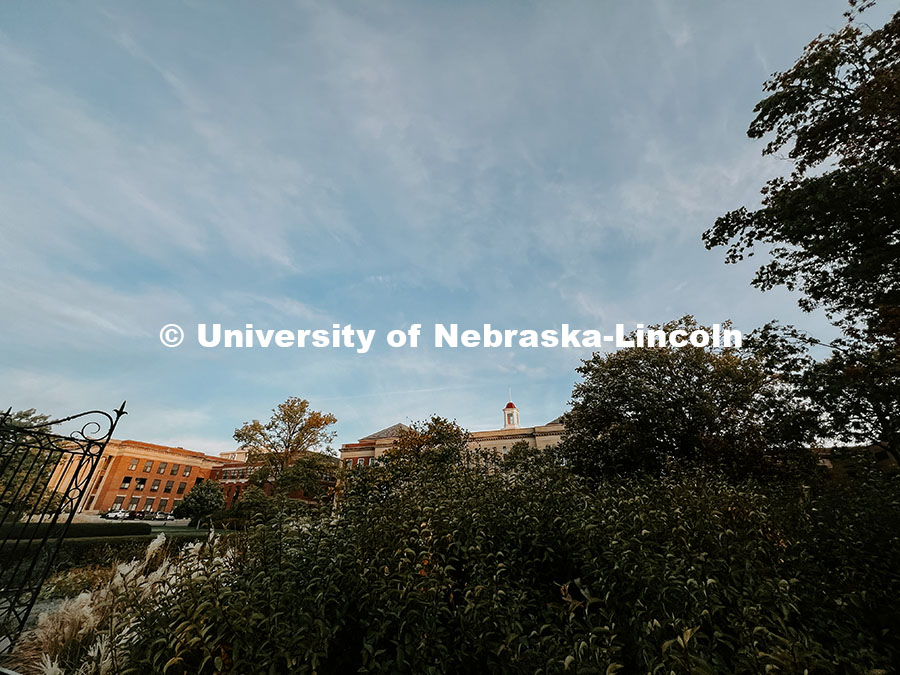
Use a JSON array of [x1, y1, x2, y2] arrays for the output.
[[0, 0, 866, 454]]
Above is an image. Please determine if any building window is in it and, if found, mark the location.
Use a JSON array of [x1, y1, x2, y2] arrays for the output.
[[183, 466, 192, 477], [128, 458, 139, 470], [143, 460, 153, 473], [134, 478, 146, 491], [143, 498, 155, 511], [177, 482, 187, 494], [164, 480, 174, 493], [112, 496, 125, 510], [157, 462, 167, 474], [158, 498, 169, 512], [150, 479, 160, 492], [119, 476, 132, 489], [172, 499, 182, 511], [171, 464, 180, 475], [128, 497, 140, 510]]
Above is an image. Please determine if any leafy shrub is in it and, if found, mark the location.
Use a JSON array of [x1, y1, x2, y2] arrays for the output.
[[10, 450, 900, 674]]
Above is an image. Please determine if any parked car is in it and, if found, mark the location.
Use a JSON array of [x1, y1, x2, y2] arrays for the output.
[[105, 510, 128, 520]]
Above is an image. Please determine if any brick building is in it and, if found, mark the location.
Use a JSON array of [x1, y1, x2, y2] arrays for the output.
[[210, 453, 340, 509], [57, 439, 235, 515]]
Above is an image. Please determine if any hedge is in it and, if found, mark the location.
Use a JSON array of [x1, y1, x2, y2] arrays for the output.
[[11, 451, 900, 674], [0, 521, 152, 540]]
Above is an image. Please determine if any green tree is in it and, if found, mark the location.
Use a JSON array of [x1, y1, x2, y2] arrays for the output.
[[704, 1, 900, 458], [231, 485, 273, 521], [703, 1, 900, 336], [0, 408, 66, 519], [384, 415, 469, 465], [752, 321, 900, 463], [233, 397, 338, 498], [559, 317, 818, 479], [174, 480, 225, 528]]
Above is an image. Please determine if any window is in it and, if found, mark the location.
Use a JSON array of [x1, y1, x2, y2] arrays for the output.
[[164, 481, 174, 493], [134, 478, 146, 491], [158, 498, 169, 512], [170, 464, 180, 475], [128, 458, 139, 470], [183, 466, 192, 477], [157, 462, 167, 474], [143, 498, 155, 511], [177, 482, 187, 494], [150, 479, 160, 492], [128, 497, 140, 510], [112, 496, 125, 510], [172, 499, 182, 511], [119, 476, 132, 489], [143, 460, 153, 472]]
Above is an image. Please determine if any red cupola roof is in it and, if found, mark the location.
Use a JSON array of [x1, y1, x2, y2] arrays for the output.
[[505, 401, 517, 409]]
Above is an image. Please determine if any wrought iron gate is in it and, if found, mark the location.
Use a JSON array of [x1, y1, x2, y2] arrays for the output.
[[0, 403, 126, 655]]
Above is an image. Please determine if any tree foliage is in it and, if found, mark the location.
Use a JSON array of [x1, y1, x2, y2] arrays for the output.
[[704, 1, 900, 457], [703, 2, 900, 335], [559, 317, 818, 479], [173, 480, 225, 528], [0, 408, 66, 519], [751, 321, 900, 462], [233, 397, 337, 496], [383, 415, 469, 466]]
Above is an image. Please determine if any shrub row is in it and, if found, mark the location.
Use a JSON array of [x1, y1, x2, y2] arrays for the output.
[[0, 520, 152, 540], [11, 450, 900, 674]]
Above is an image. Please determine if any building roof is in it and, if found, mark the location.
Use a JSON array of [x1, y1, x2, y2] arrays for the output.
[[547, 415, 564, 425], [505, 401, 517, 409], [360, 422, 410, 440], [107, 439, 222, 462]]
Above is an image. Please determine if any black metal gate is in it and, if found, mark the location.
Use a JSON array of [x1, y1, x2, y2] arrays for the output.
[[0, 403, 126, 655]]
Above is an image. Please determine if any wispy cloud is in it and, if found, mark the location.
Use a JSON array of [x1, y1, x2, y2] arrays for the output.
[[0, 0, 852, 446]]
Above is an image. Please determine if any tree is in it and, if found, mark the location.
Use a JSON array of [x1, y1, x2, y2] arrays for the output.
[[0, 408, 67, 519], [230, 485, 273, 522], [339, 416, 471, 505], [559, 317, 818, 479], [384, 415, 469, 466], [703, 1, 899, 336], [752, 321, 900, 463], [174, 480, 225, 529], [233, 397, 337, 497], [703, 1, 900, 458]]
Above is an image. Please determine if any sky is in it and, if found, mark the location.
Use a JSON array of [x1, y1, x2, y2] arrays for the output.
[[0, 0, 870, 455]]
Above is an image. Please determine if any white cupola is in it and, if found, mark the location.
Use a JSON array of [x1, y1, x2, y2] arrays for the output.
[[503, 401, 520, 429]]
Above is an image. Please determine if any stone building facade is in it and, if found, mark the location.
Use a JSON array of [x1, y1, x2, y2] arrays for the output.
[[340, 401, 564, 468]]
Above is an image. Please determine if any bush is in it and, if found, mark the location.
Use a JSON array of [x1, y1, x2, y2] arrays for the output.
[[10, 446, 900, 675]]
